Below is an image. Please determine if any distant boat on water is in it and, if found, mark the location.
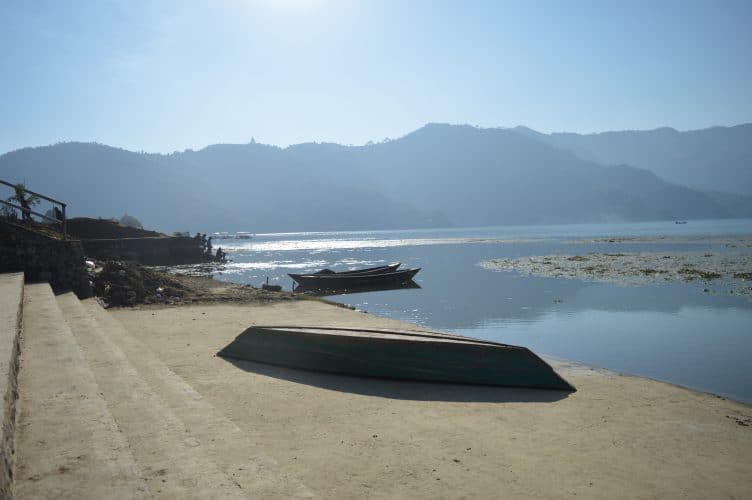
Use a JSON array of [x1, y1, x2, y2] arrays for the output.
[[674, 220, 688, 224]]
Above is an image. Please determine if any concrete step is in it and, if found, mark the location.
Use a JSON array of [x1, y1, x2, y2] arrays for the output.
[[56, 293, 249, 499], [80, 298, 313, 499], [0, 273, 24, 499], [14, 283, 149, 499]]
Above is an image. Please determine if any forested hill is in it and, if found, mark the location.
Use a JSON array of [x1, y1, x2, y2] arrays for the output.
[[1, 123, 748, 233], [513, 123, 752, 196]]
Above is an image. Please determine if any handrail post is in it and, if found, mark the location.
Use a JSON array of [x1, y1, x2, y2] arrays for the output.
[[1, 178, 70, 240], [61, 203, 67, 240]]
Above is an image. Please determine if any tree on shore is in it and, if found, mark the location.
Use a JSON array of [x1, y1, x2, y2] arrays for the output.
[[120, 213, 143, 228], [7, 183, 40, 221]]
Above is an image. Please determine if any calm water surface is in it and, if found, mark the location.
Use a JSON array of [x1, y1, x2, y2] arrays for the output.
[[209, 219, 752, 402]]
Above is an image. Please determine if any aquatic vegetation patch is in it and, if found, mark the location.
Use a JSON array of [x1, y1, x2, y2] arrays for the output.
[[567, 255, 589, 261], [678, 268, 722, 281], [480, 250, 752, 300], [639, 268, 668, 275]]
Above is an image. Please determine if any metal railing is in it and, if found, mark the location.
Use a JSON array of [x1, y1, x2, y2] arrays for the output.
[[0, 179, 67, 239]]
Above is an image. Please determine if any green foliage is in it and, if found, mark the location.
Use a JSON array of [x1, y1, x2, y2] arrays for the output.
[[119, 213, 143, 228], [6, 183, 40, 221], [8, 183, 40, 207]]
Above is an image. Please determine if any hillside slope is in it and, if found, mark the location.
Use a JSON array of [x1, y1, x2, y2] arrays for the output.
[[1, 124, 744, 232], [514, 124, 752, 196]]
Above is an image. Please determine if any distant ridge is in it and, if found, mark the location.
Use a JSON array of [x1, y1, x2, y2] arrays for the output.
[[513, 123, 752, 196], [1, 123, 750, 233]]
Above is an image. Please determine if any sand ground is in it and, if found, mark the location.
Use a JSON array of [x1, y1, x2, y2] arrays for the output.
[[113, 301, 752, 499]]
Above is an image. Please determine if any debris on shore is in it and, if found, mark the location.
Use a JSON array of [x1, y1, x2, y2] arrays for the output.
[[90, 260, 299, 307], [92, 261, 187, 307]]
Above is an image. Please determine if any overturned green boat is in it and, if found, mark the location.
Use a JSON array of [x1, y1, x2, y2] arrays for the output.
[[218, 326, 575, 391]]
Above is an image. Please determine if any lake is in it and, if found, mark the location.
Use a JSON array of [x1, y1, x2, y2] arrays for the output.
[[208, 219, 752, 402]]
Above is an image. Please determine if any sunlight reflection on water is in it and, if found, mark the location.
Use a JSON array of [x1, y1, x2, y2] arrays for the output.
[[218, 237, 537, 252], [221, 260, 328, 272]]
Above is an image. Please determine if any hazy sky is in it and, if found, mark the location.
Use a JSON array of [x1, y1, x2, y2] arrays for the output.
[[1, 0, 750, 154]]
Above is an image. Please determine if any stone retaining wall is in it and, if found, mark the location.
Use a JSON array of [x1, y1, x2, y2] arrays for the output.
[[66, 217, 162, 239], [0, 221, 91, 298], [80, 236, 211, 265]]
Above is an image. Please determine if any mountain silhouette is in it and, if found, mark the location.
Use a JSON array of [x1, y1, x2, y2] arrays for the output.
[[514, 124, 752, 196], [1, 123, 749, 233]]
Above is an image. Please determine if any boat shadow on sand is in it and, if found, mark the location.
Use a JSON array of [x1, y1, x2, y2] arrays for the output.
[[220, 357, 572, 403]]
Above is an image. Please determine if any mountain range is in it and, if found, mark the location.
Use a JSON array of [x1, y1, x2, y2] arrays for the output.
[[514, 123, 752, 196], [0, 123, 750, 233]]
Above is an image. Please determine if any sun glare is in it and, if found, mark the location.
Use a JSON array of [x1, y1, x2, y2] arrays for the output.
[[255, 0, 328, 12]]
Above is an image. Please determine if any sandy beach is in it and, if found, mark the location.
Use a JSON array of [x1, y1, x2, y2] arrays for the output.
[[110, 299, 752, 499]]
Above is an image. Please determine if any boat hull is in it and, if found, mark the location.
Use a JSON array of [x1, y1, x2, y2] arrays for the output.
[[290, 268, 420, 287], [289, 263, 400, 281], [295, 280, 420, 296], [218, 326, 575, 391], [312, 263, 401, 276]]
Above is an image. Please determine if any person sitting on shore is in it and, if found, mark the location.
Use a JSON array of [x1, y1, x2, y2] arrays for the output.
[[215, 247, 226, 262]]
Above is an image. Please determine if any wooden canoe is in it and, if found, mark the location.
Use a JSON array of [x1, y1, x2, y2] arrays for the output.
[[312, 263, 401, 275], [290, 268, 420, 288], [290, 263, 401, 282], [295, 279, 421, 296], [218, 326, 575, 391]]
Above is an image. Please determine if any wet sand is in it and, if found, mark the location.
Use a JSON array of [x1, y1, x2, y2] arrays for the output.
[[112, 301, 752, 499]]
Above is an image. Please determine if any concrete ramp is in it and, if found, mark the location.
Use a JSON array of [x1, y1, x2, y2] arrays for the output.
[[14, 283, 148, 499], [54, 292, 249, 499], [6, 273, 313, 499], [0, 273, 23, 499], [78, 298, 312, 499]]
